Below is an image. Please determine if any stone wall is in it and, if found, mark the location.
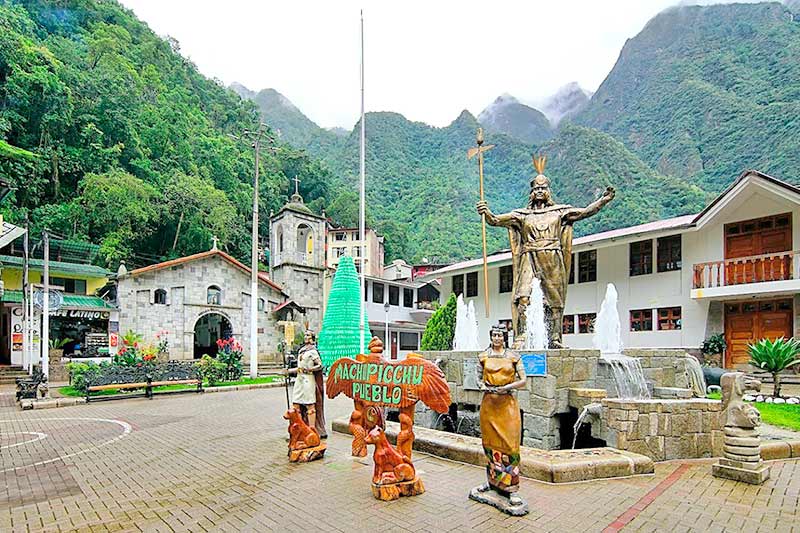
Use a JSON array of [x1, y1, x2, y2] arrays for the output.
[[599, 398, 723, 461], [421, 348, 695, 451]]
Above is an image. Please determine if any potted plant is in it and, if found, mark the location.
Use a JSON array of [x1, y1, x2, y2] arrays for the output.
[[700, 333, 725, 367], [748, 337, 800, 398], [49, 337, 72, 365]]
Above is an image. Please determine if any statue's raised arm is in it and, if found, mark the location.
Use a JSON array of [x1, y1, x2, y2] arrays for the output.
[[476, 200, 521, 229], [563, 186, 616, 224]]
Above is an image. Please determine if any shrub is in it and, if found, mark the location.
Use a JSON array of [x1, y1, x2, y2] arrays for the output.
[[748, 337, 800, 398], [114, 329, 157, 367], [195, 355, 226, 386], [421, 293, 457, 350], [66, 361, 106, 393], [701, 333, 726, 355]]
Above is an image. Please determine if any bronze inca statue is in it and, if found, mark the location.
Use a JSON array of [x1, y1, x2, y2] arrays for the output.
[[476, 156, 615, 349]]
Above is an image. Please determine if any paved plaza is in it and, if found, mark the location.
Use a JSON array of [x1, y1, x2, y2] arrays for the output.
[[0, 387, 798, 533]]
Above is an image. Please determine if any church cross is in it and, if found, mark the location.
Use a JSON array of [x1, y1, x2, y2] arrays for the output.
[[211, 235, 219, 250], [292, 176, 301, 195]]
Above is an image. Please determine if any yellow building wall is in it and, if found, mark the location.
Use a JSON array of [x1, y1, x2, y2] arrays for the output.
[[1, 268, 108, 295]]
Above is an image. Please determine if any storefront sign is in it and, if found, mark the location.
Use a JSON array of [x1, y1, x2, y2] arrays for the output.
[[12, 333, 22, 352], [49, 309, 111, 319]]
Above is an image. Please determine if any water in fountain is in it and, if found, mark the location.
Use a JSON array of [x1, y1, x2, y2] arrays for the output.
[[572, 402, 603, 449], [593, 283, 622, 354], [593, 283, 650, 399], [467, 300, 480, 349], [453, 294, 481, 351], [524, 278, 548, 350]]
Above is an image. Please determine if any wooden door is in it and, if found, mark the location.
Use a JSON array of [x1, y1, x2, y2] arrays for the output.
[[724, 299, 793, 368], [725, 213, 792, 285]]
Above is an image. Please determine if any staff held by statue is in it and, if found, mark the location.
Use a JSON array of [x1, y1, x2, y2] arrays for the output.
[[467, 128, 495, 317]]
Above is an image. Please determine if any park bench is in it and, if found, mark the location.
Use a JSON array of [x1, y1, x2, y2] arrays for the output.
[[16, 368, 47, 401], [86, 361, 202, 402]]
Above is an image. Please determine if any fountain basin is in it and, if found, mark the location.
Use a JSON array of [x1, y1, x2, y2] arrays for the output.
[[332, 417, 654, 483]]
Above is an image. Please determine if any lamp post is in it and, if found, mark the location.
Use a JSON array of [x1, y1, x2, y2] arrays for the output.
[[384, 301, 390, 354]]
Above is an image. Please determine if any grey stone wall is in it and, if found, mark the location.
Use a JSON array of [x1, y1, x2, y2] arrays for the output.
[[118, 254, 283, 363], [600, 398, 723, 461], [420, 348, 694, 451]]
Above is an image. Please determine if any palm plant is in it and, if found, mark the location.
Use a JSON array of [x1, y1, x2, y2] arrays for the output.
[[748, 337, 800, 398]]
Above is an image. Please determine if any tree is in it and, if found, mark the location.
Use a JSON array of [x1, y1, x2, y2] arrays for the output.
[[421, 293, 457, 351], [317, 256, 369, 369]]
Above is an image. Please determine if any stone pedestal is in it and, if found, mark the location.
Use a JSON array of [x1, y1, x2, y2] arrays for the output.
[[712, 425, 769, 485], [288, 442, 326, 463], [371, 476, 425, 501], [712, 458, 770, 485], [469, 485, 529, 516]]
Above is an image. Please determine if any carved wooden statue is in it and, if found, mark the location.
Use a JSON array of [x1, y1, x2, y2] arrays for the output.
[[327, 336, 451, 500], [712, 372, 770, 484], [284, 407, 326, 463]]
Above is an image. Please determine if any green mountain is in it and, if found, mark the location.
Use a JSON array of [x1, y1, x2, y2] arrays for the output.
[[0, 0, 333, 267], [576, 2, 800, 191], [477, 94, 553, 145]]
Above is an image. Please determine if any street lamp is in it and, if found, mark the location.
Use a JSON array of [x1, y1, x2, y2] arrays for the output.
[[384, 301, 390, 355]]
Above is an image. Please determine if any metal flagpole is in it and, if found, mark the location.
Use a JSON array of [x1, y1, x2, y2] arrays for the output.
[[42, 231, 50, 379], [358, 9, 366, 351]]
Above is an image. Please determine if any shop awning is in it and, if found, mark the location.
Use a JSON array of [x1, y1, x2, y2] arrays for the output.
[[1, 290, 116, 310]]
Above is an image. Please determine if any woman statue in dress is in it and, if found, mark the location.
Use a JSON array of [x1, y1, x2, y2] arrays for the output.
[[470, 326, 528, 515]]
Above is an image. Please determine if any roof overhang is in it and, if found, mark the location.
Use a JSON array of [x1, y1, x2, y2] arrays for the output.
[[692, 170, 800, 230]]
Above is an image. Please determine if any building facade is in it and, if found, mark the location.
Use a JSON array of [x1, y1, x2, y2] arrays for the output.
[[117, 249, 287, 363], [0, 252, 117, 366], [326, 226, 385, 277], [424, 170, 800, 368], [362, 274, 437, 359]]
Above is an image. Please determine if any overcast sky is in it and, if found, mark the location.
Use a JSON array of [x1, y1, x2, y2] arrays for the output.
[[119, 0, 763, 129]]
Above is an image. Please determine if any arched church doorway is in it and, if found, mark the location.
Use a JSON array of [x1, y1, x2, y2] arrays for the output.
[[193, 312, 233, 359]]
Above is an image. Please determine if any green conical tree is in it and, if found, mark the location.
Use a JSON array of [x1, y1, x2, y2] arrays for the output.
[[318, 256, 370, 369], [420, 293, 457, 351]]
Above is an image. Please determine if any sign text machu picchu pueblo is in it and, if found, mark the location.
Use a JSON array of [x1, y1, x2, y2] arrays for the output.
[[330, 360, 424, 406]]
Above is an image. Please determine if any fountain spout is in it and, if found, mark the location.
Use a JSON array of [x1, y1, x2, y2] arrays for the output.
[[572, 402, 603, 449]]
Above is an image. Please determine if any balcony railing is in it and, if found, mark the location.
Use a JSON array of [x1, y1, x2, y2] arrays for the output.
[[692, 250, 798, 289]]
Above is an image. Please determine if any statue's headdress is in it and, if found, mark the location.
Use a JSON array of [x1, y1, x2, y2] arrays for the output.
[[530, 154, 550, 188]]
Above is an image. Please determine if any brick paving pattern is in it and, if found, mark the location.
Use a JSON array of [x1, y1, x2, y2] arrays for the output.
[[0, 387, 798, 532]]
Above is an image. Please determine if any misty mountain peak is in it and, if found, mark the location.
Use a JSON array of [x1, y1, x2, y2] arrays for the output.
[[538, 82, 592, 126]]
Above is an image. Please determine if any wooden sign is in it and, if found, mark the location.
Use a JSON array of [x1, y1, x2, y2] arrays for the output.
[[326, 338, 451, 501]]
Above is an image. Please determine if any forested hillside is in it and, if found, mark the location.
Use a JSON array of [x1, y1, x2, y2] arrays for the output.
[[576, 2, 800, 191], [0, 1, 332, 267]]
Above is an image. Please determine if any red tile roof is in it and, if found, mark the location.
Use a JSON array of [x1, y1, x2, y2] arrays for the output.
[[127, 249, 284, 294]]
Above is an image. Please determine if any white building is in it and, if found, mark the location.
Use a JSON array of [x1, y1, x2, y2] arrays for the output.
[[423, 170, 800, 368], [361, 275, 439, 360]]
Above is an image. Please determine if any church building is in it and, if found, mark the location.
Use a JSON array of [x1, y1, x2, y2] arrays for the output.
[[116, 244, 290, 363]]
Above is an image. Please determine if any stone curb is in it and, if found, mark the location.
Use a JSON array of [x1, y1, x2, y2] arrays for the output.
[[332, 417, 654, 484], [18, 381, 285, 410], [760, 440, 800, 461]]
